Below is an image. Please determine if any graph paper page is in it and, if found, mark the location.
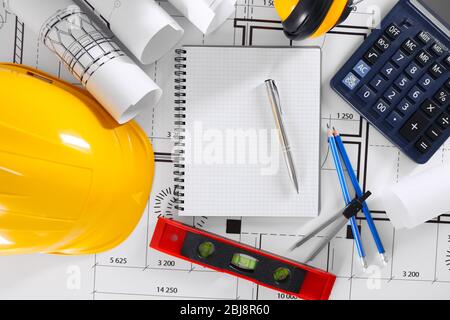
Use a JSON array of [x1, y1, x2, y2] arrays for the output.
[[180, 46, 321, 217]]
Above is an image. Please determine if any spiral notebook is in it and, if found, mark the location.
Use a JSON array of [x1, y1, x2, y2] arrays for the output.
[[174, 46, 321, 217]]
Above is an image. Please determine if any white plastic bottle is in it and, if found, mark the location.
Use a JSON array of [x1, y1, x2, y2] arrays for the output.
[[382, 164, 450, 229]]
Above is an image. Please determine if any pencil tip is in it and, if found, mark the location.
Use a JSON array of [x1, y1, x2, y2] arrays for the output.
[[380, 253, 389, 266], [360, 257, 368, 270]]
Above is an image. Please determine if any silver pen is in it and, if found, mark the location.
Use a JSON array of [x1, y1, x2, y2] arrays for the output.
[[265, 79, 299, 194]]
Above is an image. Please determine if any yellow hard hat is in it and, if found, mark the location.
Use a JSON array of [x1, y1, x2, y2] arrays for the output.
[[0, 63, 155, 255]]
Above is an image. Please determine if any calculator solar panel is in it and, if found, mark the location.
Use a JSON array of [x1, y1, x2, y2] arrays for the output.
[[331, 0, 449, 164]]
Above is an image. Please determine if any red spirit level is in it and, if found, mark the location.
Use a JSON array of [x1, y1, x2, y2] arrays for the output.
[[150, 218, 336, 300]]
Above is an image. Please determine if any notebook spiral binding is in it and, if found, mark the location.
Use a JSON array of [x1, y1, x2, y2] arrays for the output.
[[174, 48, 187, 211]]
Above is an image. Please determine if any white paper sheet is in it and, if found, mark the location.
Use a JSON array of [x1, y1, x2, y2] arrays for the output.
[[168, 0, 236, 34], [79, 0, 184, 65], [383, 164, 450, 229], [7, 0, 162, 124]]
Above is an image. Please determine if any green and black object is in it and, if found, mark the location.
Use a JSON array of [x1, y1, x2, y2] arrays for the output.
[[182, 232, 306, 293]]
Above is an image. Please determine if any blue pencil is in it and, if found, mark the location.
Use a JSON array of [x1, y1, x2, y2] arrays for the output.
[[327, 128, 367, 269], [333, 128, 388, 265]]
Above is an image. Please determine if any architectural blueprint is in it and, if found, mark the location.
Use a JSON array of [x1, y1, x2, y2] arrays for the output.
[[0, 0, 449, 300]]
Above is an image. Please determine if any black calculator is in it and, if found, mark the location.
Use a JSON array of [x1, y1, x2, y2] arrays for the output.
[[331, 0, 449, 164]]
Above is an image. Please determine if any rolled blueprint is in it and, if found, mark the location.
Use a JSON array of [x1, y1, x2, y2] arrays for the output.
[[168, 0, 236, 34], [7, 0, 162, 124], [383, 164, 450, 229], [79, 0, 184, 64]]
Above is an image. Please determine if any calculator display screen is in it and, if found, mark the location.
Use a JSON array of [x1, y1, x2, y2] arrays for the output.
[[418, 0, 450, 29]]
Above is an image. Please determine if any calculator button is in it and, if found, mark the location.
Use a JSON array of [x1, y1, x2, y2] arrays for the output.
[[386, 111, 403, 128], [445, 55, 450, 68], [397, 99, 414, 116], [416, 31, 432, 45], [342, 72, 360, 90], [385, 23, 402, 40], [369, 74, 388, 92], [391, 50, 408, 68], [373, 99, 391, 116], [418, 73, 435, 90], [364, 47, 381, 65], [415, 138, 432, 154], [380, 62, 397, 79], [430, 42, 446, 56], [420, 99, 440, 117], [434, 88, 449, 105], [400, 112, 428, 142], [402, 38, 419, 55], [353, 60, 371, 78], [407, 86, 424, 103], [357, 85, 376, 104], [384, 87, 401, 105], [394, 74, 410, 91], [429, 63, 447, 79], [405, 62, 421, 79], [375, 35, 391, 53], [436, 113, 450, 130], [446, 78, 450, 89], [426, 125, 442, 141], [415, 50, 432, 66]]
